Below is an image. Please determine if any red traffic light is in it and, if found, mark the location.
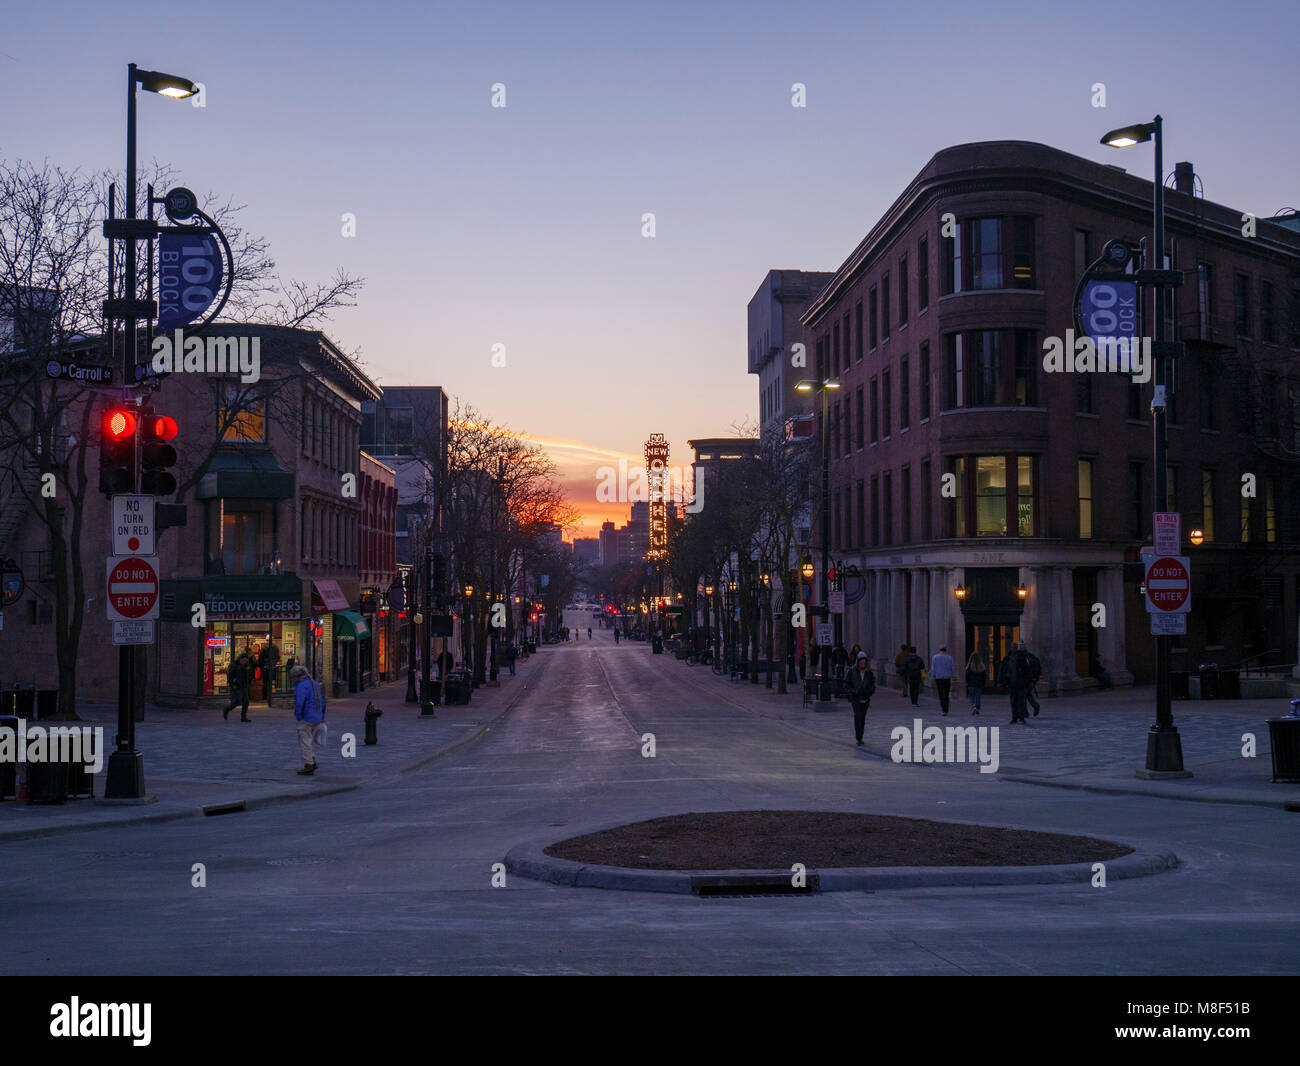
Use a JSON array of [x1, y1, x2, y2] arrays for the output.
[[828, 568, 839, 583], [147, 415, 178, 441], [104, 409, 137, 439]]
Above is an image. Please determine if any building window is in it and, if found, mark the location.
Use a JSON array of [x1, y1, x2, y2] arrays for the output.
[[1241, 491, 1252, 543], [946, 456, 966, 537], [869, 286, 878, 348], [870, 377, 879, 442], [970, 217, 1002, 290], [1128, 381, 1144, 421], [883, 472, 893, 545], [1077, 372, 1092, 414], [899, 354, 910, 430], [943, 333, 963, 409], [1266, 477, 1276, 542], [902, 465, 912, 542], [943, 221, 962, 295], [832, 321, 840, 377], [855, 300, 863, 360], [921, 457, 932, 539], [1262, 280, 1275, 343], [855, 386, 864, 449], [1292, 287, 1300, 347], [882, 368, 891, 437], [1078, 459, 1093, 539], [898, 257, 909, 324], [918, 342, 930, 420], [1017, 456, 1035, 535], [1014, 330, 1036, 405], [1235, 273, 1251, 336], [971, 330, 1001, 406], [975, 456, 1006, 536], [918, 235, 930, 310], [871, 476, 880, 545], [1128, 462, 1144, 540], [1200, 469, 1216, 542], [843, 312, 851, 369], [221, 385, 266, 442], [1073, 228, 1091, 279], [881, 275, 890, 340], [1197, 263, 1213, 338], [1012, 216, 1035, 288]]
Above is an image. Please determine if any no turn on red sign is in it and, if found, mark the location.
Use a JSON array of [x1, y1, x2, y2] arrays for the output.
[[1145, 555, 1191, 614], [106, 555, 160, 621]]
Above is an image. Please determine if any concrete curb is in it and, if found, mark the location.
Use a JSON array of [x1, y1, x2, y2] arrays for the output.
[[0, 659, 546, 843], [503, 839, 1180, 894], [998, 772, 1300, 810]]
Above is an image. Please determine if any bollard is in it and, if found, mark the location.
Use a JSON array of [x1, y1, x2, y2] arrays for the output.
[[364, 702, 382, 746]]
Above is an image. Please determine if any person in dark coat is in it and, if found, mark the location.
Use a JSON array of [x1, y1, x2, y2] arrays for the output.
[[832, 643, 849, 683], [847, 652, 876, 746], [223, 652, 251, 721], [998, 643, 1033, 723], [505, 641, 517, 676], [903, 646, 925, 706]]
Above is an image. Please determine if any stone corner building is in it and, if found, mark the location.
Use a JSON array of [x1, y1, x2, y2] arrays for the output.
[[795, 139, 1300, 694]]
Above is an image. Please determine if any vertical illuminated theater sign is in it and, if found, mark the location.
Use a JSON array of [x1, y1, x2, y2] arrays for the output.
[[645, 433, 669, 563]]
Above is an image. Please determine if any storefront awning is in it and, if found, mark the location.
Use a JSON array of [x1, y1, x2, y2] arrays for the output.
[[334, 610, 369, 641], [197, 451, 295, 500], [313, 579, 350, 611]]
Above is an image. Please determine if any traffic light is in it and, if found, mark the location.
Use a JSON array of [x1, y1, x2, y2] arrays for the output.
[[140, 411, 178, 495], [98, 407, 136, 495]]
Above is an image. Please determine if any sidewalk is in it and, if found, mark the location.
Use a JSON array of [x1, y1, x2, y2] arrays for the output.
[[0, 651, 548, 841], [660, 654, 1300, 810]]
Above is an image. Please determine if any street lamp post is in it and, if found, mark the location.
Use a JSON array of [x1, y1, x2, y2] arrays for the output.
[[1102, 115, 1186, 775], [420, 532, 435, 716], [796, 378, 840, 703], [105, 63, 198, 802]]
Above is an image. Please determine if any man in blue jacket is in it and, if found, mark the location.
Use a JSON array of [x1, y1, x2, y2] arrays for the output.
[[290, 664, 326, 775]]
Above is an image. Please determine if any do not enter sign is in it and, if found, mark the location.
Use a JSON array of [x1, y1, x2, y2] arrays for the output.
[[1145, 555, 1191, 614], [106, 555, 160, 621]]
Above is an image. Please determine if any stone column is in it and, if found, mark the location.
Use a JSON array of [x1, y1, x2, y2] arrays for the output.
[[928, 565, 953, 661], [891, 569, 908, 686], [1096, 565, 1133, 686]]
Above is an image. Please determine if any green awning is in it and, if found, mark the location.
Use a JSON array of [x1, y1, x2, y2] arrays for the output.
[[333, 609, 369, 641], [197, 451, 295, 500]]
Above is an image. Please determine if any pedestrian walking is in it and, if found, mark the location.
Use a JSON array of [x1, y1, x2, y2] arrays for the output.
[[848, 643, 862, 665], [930, 644, 955, 715], [222, 652, 252, 721], [832, 642, 848, 684], [893, 644, 909, 683], [259, 640, 280, 706], [614, 628, 620, 644], [587, 627, 592, 640], [903, 646, 925, 706], [848, 651, 876, 746], [1024, 644, 1043, 716], [965, 651, 987, 715], [290, 664, 326, 775], [505, 641, 517, 676], [998, 643, 1033, 723]]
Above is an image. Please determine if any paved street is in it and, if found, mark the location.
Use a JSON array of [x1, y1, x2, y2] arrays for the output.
[[2, 633, 1298, 975]]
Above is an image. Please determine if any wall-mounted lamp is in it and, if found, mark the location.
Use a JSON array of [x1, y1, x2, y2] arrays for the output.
[[954, 584, 967, 601]]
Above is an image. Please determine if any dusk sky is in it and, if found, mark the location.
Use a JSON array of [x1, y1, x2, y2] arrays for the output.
[[4, 0, 1297, 539]]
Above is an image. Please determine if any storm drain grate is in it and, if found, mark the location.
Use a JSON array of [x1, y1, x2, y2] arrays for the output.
[[691, 874, 820, 897], [266, 857, 331, 866]]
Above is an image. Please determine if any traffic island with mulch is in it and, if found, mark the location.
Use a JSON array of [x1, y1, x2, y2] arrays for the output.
[[543, 810, 1134, 870]]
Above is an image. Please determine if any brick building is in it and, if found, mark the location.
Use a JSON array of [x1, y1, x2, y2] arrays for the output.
[[358, 451, 397, 687], [797, 140, 1299, 693]]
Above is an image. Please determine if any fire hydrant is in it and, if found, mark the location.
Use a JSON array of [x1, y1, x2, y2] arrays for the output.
[[364, 702, 383, 745]]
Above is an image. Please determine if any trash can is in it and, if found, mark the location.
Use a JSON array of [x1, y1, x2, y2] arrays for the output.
[[26, 760, 69, 805], [1198, 663, 1219, 700], [444, 671, 472, 706], [35, 689, 58, 721], [1267, 717, 1300, 782], [1171, 671, 1190, 700]]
